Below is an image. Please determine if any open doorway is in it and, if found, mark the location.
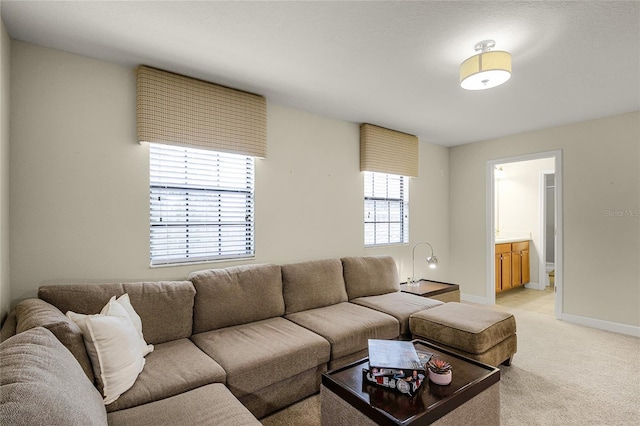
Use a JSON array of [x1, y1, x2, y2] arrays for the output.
[[486, 151, 563, 319]]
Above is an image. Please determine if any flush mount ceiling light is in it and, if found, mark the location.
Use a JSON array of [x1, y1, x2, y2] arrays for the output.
[[460, 40, 511, 90]]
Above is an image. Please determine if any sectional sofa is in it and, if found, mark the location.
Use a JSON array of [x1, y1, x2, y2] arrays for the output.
[[0, 256, 444, 425]]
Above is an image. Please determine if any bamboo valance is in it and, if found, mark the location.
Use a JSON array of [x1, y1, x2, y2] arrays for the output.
[[360, 123, 418, 177], [136, 65, 267, 158]]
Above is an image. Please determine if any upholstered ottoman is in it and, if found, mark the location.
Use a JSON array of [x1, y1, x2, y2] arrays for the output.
[[409, 302, 516, 367]]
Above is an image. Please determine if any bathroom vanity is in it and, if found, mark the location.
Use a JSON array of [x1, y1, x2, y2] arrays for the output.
[[495, 240, 530, 293]]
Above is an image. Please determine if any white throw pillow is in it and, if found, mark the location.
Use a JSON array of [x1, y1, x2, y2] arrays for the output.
[[102, 294, 154, 356], [67, 303, 146, 405]]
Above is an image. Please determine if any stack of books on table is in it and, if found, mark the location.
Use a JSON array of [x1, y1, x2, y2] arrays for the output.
[[363, 339, 432, 397]]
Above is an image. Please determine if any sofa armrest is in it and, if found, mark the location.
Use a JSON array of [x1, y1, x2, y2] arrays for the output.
[[0, 327, 107, 426], [15, 298, 94, 382], [0, 309, 17, 342]]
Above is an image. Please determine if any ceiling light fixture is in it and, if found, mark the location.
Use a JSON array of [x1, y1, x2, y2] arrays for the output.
[[460, 40, 511, 90]]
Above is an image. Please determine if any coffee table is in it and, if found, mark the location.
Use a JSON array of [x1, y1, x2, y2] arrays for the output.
[[320, 339, 500, 425]]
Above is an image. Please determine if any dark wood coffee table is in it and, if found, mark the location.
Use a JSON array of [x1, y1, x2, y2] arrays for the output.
[[320, 339, 500, 425]]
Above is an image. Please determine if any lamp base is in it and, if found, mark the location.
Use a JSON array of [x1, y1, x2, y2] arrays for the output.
[[407, 277, 420, 287]]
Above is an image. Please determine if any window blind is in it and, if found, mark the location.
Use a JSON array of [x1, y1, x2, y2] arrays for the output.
[[150, 143, 254, 266], [364, 171, 409, 246], [137, 66, 267, 158], [360, 123, 419, 177]]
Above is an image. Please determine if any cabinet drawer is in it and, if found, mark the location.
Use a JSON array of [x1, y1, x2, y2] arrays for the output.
[[512, 241, 529, 251], [495, 243, 512, 254]]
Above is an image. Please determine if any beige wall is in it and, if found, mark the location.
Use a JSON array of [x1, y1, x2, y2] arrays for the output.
[[1, 18, 10, 322], [451, 112, 640, 328], [8, 41, 450, 307], [10, 39, 637, 331]]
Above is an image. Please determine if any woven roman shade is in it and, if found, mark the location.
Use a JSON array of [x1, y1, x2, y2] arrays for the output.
[[360, 124, 419, 177], [137, 65, 267, 158]]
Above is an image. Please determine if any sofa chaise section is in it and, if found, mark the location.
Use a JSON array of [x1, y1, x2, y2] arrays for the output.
[[0, 327, 259, 426], [188, 263, 331, 419], [106, 383, 260, 426], [342, 256, 444, 335], [281, 258, 400, 369], [36, 281, 226, 412]]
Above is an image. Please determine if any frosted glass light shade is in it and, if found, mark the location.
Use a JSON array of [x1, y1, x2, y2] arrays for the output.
[[460, 50, 512, 90]]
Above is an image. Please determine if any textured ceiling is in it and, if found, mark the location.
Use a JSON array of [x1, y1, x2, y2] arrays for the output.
[[2, 0, 639, 146]]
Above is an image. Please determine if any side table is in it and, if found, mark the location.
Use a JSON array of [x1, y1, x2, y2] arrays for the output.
[[400, 280, 460, 303]]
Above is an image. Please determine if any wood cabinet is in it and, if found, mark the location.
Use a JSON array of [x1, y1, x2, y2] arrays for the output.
[[495, 241, 530, 293]]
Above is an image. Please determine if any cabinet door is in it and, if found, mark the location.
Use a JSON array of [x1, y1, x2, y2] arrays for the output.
[[502, 252, 512, 290], [495, 244, 512, 292], [521, 249, 530, 284], [511, 241, 530, 286], [511, 251, 522, 287], [495, 254, 502, 292]]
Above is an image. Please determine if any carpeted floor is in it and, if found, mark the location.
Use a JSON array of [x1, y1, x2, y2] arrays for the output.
[[260, 304, 640, 425]]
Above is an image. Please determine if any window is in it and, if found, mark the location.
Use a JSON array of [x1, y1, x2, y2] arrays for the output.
[[149, 143, 254, 266], [364, 171, 409, 246]]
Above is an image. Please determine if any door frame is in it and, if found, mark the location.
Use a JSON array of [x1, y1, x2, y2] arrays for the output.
[[485, 150, 563, 319], [539, 169, 555, 290]]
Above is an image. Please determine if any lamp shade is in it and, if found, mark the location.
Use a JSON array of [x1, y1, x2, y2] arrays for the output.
[[460, 50, 512, 90]]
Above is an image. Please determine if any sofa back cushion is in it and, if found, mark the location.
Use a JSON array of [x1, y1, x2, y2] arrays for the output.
[[281, 258, 348, 314], [341, 256, 400, 299], [189, 263, 284, 333], [0, 327, 108, 426], [38, 281, 195, 344], [15, 298, 95, 382]]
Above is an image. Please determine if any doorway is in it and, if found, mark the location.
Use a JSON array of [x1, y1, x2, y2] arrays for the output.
[[485, 151, 563, 319]]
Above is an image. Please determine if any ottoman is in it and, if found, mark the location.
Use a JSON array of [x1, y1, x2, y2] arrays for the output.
[[409, 302, 516, 367]]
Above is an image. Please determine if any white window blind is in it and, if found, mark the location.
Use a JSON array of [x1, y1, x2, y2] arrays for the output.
[[149, 143, 254, 266], [364, 171, 409, 246]]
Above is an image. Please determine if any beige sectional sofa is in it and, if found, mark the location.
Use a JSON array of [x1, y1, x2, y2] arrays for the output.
[[0, 255, 444, 425]]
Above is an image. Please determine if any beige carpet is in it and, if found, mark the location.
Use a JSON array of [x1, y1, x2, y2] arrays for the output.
[[261, 304, 640, 425]]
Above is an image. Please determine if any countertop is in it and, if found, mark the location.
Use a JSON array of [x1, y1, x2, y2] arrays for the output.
[[494, 237, 531, 244]]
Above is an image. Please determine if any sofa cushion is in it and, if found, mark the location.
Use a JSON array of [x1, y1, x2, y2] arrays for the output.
[[285, 302, 399, 360], [409, 302, 517, 354], [191, 317, 330, 398], [0, 327, 107, 426], [39, 281, 196, 344], [342, 256, 400, 299], [107, 383, 260, 426], [350, 292, 444, 335], [106, 338, 226, 412], [15, 298, 94, 382], [189, 263, 284, 333], [281, 258, 348, 314]]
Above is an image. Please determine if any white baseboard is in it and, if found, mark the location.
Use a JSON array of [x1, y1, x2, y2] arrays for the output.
[[460, 293, 489, 305], [524, 282, 543, 290], [562, 313, 640, 337]]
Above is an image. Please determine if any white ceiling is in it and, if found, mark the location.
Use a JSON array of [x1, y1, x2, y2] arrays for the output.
[[2, 0, 639, 146]]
